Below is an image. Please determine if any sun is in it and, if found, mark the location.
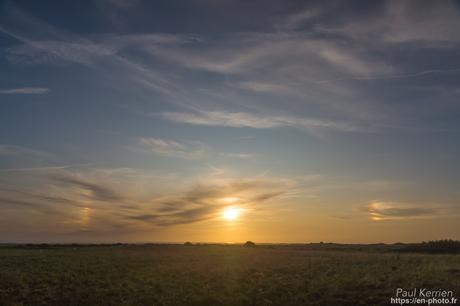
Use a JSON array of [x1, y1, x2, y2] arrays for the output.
[[222, 206, 240, 221]]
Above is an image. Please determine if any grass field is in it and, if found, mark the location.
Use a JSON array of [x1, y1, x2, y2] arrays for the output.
[[0, 244, 459, 306]]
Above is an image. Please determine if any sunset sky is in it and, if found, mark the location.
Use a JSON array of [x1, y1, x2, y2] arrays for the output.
[[1, 0, 460, 243]]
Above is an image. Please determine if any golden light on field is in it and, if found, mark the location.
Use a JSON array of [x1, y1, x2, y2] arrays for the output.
[[222, 206, 240, 221]]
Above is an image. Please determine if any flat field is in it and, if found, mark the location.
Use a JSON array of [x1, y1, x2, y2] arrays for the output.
[[0, 245, 459, 306]]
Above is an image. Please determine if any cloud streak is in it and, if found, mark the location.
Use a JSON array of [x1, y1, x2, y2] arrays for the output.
[[126, 177, 295, 226], [0, 87, 49, 94], [0, 9, 198, 107], [2, 166, 300, 229], [367, 201, 441, 221], [219, 153, 253, 160], [0, 144, 54, 158], [49, 174, 125, 202], [138, 137, 207, 160], [318, 69, 460, 84], [160, 111, 366, 132], [0, 163, 92, 173]]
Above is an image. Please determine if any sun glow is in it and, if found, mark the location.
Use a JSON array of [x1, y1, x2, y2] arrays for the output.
[[221, 197, 239, 204], [222, 206, 240, 221]]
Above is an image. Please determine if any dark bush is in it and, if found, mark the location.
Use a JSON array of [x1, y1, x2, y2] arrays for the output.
[[243, 241, 256, 247]]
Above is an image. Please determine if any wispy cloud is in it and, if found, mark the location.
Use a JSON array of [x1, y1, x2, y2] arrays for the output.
[[0, 87, 49, 94], [238, 81, 300, 96], [160, 111, 366, 132], [219, 153, 253, 160], [126, 177, 296, 226], [318, 69, 460, 84], [0, 8, 196, 106], [276, 7, 323, 31], [2, 166, 302, 230], [0, 163, 92, 173], [0, 144, 54, 158], [148, 33, 395, 77], [0, 196, 62, 215], [138, 137, 207, 159], [366, 201, 441, 221], [316, 1, 460, 45], [49, 174, 124, 202], [2, 2, 459, 134]]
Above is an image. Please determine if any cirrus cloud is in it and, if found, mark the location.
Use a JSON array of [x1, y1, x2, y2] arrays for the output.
[[160, 110, 367, 133], [367, 201, 441, 221], [138, 137, 207, 160], [0, 87, 49, 94]]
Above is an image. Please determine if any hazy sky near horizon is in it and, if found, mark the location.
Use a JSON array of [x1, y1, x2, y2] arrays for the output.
[[1, 0, 460, 243]]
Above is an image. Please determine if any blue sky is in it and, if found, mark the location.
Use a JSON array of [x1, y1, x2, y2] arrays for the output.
[[1, 0, 460, 243]]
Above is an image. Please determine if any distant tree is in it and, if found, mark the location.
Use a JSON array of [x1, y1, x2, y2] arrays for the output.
[[243, 241, 256, 247], [184, 241, 193, 246]]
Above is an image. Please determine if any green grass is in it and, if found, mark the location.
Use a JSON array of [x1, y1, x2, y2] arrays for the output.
[[0, 245, 459, 305]]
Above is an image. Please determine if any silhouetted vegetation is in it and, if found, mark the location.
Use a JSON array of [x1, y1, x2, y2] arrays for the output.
[[400, 239, 460, 254], [243, 241, 256, 247]]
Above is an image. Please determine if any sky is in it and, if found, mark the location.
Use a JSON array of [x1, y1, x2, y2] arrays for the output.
[[0, 0, 460, 243]]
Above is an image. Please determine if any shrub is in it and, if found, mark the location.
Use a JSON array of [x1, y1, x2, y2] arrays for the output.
[[243, 241, 256, 247]]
